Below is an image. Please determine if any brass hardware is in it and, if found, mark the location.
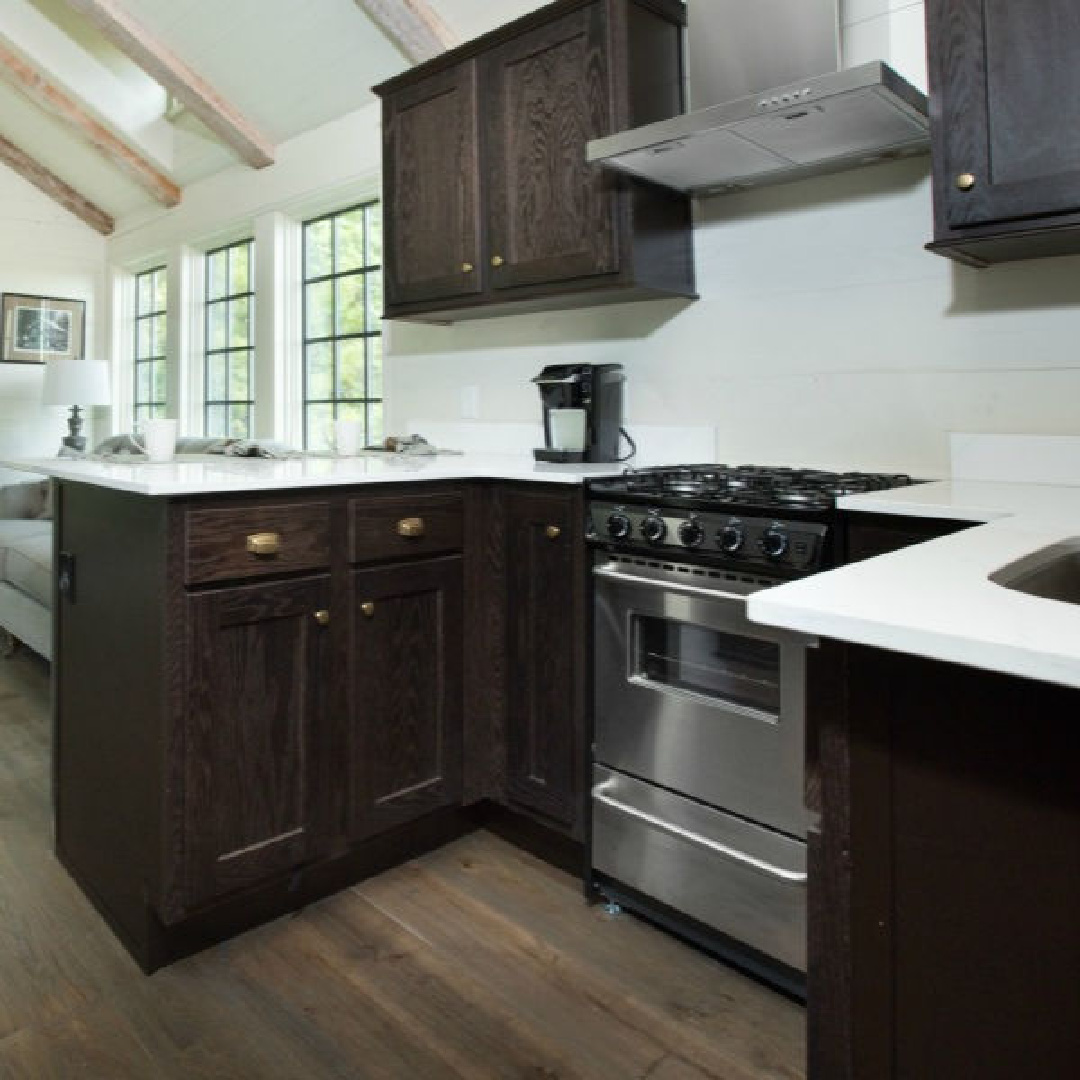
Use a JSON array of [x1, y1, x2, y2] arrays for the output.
[[246, 531, 281, 556], [396, 516, 425, 538], [361, 601, 375, 618], [462, 262, 474, 273], [545, 525, 562, 540], [314, 610, 330, 626], [490, 254, 505, 267], [955, 172, 977, 192]]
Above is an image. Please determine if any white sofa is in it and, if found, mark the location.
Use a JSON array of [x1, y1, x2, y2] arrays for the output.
[[0, 478, 52, 660]]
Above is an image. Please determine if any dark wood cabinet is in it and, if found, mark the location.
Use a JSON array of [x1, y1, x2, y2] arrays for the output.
[[843, 511, 974, 563], [181, 576, 331, 913], [926, 0, 1080, 265], [375, 0, 694, 322], [348, 556, 464, 838], [505, 487, 587, 838]]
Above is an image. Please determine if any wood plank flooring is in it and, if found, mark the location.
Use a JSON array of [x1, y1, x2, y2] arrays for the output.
[[0, 650, 805, 1079]]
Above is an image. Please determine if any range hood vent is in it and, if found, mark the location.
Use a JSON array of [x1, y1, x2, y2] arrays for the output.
[[588, 1, 929, 196]]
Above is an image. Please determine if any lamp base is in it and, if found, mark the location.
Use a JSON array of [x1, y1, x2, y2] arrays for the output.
[[57, 405, 86, 457]]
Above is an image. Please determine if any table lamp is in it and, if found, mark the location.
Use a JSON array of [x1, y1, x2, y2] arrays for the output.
[[42, 357, 111, 456]]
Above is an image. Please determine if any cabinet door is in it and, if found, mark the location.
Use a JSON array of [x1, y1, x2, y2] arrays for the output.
[[181, 576, 330, 912], [382, 60, 483, 307], [483, 3, 619, 291], [350, 557, 463, 837], [931, 0, 1080, 229], [506, 489, 584, 835]]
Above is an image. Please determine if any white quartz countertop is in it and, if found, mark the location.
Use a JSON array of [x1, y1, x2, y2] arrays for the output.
[[1, 452, 625, 495], [749, 479, 1080, 690]]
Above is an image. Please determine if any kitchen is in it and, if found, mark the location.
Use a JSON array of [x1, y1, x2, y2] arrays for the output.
[[1, 0, 1079, 1077]]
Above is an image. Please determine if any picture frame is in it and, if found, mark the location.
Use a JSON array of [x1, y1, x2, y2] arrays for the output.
[[0, 293, 86, 365]]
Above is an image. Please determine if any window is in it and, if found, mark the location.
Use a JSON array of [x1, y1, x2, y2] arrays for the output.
[[302, 202, 383, 452], [133, 266, 167, 423], [205, 238, 254, 438]]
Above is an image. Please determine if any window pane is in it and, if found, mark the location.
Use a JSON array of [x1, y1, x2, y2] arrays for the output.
[[367, 336, 383, 397], [137, 319, 152, 359], [229, 403, 250, 439], [365, 206, 382, 266], [136, 362, 151, 403], [366, 400, 384, 444], [208, 302, 228, 350], [335, 209, 365, 273], [305, 281, 332, 338], [153, 269, 167, 310], [208, 249, 228, 301], [305, 219, 332, 279], [306, 342, 332, 400], [206, 353, 228, 400], [153, 360, 167, 404], [151, 313, 167, 356], [205, 403, 229, 437], [306, 403, 333, 454], [335, 273, 364, 335], [229, 297, 250, 347], [367, 270, 383, 327], [230, 242, 251, 294], [137, 273, 153, 313], [229, 351, 250, 399], [336, 339, 364, 399]]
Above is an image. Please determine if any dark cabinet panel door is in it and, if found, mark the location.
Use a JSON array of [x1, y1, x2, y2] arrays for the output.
[[506, 490, 583, 834], [933, 0, 1080, 229], [484, 4, 619, 291], [382, 60, 482, 307], [181, 576, 330, 913], [349, 556, 464, 838]]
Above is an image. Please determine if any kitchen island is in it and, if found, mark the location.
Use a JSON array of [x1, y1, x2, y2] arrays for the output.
[[751, 481, 1080, 1080], [19, 453, 610, 972]]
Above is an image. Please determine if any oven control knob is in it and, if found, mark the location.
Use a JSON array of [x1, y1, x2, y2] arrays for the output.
[[719, 524, 744, 553], [641, 513, 668, 544], [678, 518, 705, 548], [760, 528, 789, 559], [606, 512, 632, 541]]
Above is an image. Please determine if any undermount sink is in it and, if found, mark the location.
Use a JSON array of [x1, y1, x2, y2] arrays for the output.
[[989, 540, 1080, 605]]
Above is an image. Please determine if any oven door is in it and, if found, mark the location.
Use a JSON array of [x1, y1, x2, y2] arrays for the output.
[[593, 557, 812, 838]]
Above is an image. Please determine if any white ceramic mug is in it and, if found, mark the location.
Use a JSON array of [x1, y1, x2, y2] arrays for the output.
[[548, 408, 587, 452], [334, 418, 363, 457], [140, 418, 177, 463]]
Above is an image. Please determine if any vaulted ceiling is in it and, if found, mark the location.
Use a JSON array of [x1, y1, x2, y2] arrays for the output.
[[0, 0, 545, 233]]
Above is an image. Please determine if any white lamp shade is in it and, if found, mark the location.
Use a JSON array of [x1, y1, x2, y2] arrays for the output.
[[42, 357, 111, 407]]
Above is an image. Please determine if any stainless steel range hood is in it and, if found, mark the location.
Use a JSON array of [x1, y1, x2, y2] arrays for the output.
[[588, 0, 929, 196]]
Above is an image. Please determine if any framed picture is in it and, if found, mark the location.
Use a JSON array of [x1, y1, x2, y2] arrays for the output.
[[1, 293, 86, 365]]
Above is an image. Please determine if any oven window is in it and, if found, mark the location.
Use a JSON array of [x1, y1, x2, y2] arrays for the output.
[[632, 615, 781, 716]]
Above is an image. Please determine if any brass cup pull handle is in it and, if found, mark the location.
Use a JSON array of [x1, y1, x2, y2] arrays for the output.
[[955, 172, 977, 191], [246, 531, 281, 557], [361, 601, 375, 618], [396, 516, 425, 538], [490, 254, 505, 267], [545, 525, 562, 540], [314, 610, 330, 626]]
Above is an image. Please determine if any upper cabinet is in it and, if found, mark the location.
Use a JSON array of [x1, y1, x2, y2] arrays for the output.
[[375, 0, 695, 322], [926, 0, 1080, 266]]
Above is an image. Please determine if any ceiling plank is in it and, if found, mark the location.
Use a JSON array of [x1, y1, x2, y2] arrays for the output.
[[354, 0, 459, 64], [63, 0, 275, 169], [0, 131, 114, 234], [0, 36, 181, 208]]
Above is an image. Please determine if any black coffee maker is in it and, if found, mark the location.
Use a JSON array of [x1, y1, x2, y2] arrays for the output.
[[532, 363, 626, 463]]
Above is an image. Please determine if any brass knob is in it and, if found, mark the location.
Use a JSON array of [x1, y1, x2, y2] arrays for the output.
[[462, 262, 474, 273], [545, 525, 561, 540], [955, 172, 976, 191], [314, 610, 330, 626], [396, 516, 425, 538], [246, 531, 281, 556], [361, 601, 375, 618], [490, 254, 504, 267]]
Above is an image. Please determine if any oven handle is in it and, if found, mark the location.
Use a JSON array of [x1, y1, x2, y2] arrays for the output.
[[592, 563, 758, 605], [592, 781, 808, 884]]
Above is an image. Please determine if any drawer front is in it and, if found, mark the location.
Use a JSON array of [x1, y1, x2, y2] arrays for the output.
[[185, 502, 331, 585], [349, 491, 463, 563]]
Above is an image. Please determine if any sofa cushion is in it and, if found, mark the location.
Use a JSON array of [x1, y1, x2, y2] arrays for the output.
[[0, 525, 52, 608], [0, 480, 50, 520]]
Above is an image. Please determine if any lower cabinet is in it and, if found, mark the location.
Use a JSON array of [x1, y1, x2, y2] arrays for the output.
[[348, 556, 464, 838], [504, 487, 586, 838]]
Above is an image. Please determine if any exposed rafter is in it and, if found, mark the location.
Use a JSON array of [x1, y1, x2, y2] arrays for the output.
[[0, 36, 181, 208], [63, 0, 275, 169], [354, 0, 459, 64], [0, 132, 114, 234]]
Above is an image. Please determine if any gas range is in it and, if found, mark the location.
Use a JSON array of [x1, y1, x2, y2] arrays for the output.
[[586, 464, 916, 577]]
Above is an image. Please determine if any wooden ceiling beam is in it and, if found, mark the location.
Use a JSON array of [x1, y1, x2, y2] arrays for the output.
[[63, 0, 275, 169], [354, 0, 459, 64], [0, 36, 181, 207], [0, 131, 114, 234]]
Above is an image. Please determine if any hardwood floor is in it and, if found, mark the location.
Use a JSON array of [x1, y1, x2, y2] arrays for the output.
[[0, 650, 805, 1079]]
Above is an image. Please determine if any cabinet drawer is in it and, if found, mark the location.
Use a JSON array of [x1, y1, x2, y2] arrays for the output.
[[184, 502, 331, 585], [349, 491, 463, 563]]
